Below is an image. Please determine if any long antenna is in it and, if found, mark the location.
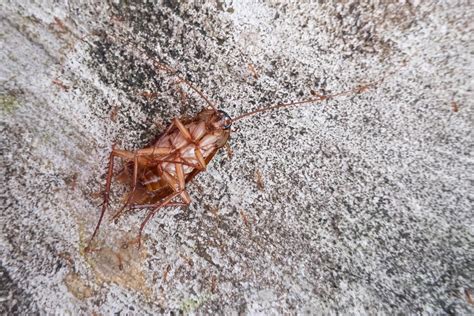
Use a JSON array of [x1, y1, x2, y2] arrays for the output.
[[232, 60, 408, 123], [82, 30, 220, 112], [153, 61, 219, 112]]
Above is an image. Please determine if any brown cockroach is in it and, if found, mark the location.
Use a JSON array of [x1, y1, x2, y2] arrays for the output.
[[85, 58, 404, 251]]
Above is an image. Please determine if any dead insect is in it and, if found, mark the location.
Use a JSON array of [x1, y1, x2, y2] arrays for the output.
[[451, 101, 459, 112], [85, 58, 403, 251]]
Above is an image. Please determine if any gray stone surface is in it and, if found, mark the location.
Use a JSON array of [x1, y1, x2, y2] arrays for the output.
[[1, 1, 473, 314]]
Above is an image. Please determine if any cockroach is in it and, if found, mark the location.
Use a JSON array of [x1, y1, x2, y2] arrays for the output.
[[85, 57, 405, 252]]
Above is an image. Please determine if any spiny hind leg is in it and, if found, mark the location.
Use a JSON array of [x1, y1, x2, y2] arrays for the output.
[[122, 189, 191, 249], [110, 152, 140, 222], [86, 145, 169, 251], [86, 145, 131, 252], [141, 191, 190, 237]]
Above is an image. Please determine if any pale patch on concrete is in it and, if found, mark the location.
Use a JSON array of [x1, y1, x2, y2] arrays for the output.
[[85, 244, 152, 299], [64, 272, 94, 301]]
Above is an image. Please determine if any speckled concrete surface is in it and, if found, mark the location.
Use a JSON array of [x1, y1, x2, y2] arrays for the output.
[[1, 1, 473, 314]]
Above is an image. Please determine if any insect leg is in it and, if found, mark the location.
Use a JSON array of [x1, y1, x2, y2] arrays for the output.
[[119, 118, 181, 212], [133, 160, 192, 248], [175, 160, 192, 204], [86, 145, 125, 251], [112, 119, 179, 218], [110, 146, 174, 221], [136, 189, 190, 248], [171, 117, 207, 170], [124, 156, 202, 211], [131, 202, 189, 209], [224, 143, 233, 160], [87, 145, 174, 251], [193, 147, 207, 170], [110, 153, 140, 221], [172, 118, 193, 141], [160, 158, 201, 170]]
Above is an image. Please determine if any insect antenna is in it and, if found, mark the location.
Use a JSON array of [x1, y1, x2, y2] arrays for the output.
[[94, 29, 220, 112], [155, 61, 218, 112], [232, 85, 364, 122], [62, 26, 219, 112], [231, 60, 409, 123]]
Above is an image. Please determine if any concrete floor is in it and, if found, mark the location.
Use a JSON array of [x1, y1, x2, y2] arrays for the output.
[[1, 1, 473, 314]]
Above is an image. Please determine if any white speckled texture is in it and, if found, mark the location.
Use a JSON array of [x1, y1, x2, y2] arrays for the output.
[[1, 1, 473, 314]]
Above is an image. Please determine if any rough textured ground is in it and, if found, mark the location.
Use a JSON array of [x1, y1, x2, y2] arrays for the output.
[[1, 1, 473, 314]]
